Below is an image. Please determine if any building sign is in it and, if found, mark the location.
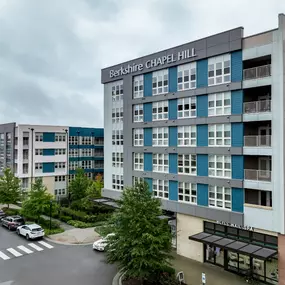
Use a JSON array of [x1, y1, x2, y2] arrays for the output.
[[109, 48, 197, 78], [216, 221, 255, 232]]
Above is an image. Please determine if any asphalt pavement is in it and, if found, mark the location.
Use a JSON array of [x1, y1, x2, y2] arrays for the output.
[[0, 226, 117, 285]]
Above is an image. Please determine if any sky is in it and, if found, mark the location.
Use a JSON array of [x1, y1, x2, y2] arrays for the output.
[[0, 0, 284, 128]]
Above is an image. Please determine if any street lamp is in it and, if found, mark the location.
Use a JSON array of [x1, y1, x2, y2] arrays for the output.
[[49, 200, 53, 230]]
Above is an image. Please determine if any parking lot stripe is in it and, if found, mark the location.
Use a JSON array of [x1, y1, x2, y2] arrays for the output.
[[17, 245, 33, 254], [0, 251, 10, 260], [28, 243, 43, 251], [38, 241, 53, 249], [7, 248, 22, 257]]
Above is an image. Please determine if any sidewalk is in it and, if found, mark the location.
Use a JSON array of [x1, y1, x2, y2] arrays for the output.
[[171, 253, 248, 285], [41, 214, 74, 231]]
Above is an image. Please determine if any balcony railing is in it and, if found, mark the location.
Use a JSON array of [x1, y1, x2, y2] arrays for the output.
[[244, 135, 271, 147], [243, 100, 271, 114], [243, 64, 271, 80], [244, 169, 271, 182]]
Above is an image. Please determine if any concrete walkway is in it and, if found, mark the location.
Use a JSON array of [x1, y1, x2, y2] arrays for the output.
[[172, 253, 249, 285], [41, 215, 74, 231], [47, 227, 101, 244]]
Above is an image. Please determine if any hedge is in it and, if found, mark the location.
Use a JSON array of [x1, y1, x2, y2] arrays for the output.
[[67, 220, 97, 228], [1, 208, 20, 216], [45, 228, 65, 236]]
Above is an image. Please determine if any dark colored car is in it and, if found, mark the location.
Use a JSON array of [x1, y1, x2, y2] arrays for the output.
[[1, 215, 25, 230], [0, 209, 5, 220]]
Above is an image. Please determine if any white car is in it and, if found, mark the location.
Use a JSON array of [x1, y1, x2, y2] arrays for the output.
[[93, 233, 115, 251], [16, 224, 45, 240]]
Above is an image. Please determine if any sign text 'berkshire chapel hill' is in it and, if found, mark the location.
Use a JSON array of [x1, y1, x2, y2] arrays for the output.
[[109, 48, 197, 78]]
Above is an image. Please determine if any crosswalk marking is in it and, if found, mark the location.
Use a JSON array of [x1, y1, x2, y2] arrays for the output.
[[38, 241, 53, 249], [0, 251, 10, 260], [17, 245, 33, 254], [7, 248, 22, 257], [28, 243, 43, 251]]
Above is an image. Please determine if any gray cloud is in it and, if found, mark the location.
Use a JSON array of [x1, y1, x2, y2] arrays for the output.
[[0, 0, 284, 127]]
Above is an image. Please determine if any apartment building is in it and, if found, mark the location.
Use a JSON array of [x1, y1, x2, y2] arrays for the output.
[[101, 13, 285, 285], [0, 123, 104, 198]]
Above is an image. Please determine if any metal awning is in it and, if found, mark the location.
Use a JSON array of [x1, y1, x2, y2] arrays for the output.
[[189, 232, 277, 260]]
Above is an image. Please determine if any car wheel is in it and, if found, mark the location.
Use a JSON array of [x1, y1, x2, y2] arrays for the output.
[[16, 229, 20, 235], [26, 234, 29, 240], [8, 225, 11, 231]]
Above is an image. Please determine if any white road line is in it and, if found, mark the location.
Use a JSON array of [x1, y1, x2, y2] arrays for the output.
[[28, 243, 43, 251], [17, 245, 33, 254], [0, 251, 10, 260], [7, 248, 22, 257], [38, 241, 53, 249]]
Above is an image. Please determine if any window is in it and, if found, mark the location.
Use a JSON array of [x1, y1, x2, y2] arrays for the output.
[[35, 163, 43, 170], [55, 133, 66, 142], [69, 136, 78, 145], [178, 62, 196, 90], [133, 176, 144, 185], [112, 107, 124, 123], [152, 69, 168, 95], [208, 54, 231, 86], [55, 176, 66, 182], [94, 148, 103, 157], [178, 182, 197, 204], [23, 163, 28, 174], [94, 161, 104, 168], [81, 137, 92, 145], [133, 75, 143, 98], [208, 92, 231, 116], [208, 124, 231, 146], [153, 153, 169, 173], [133, 153, 144, 171], [94, 138, 104, 145], [133, 104, 143, 122], [178, 97, 196, 118], [55, 162, 66, 169], [112, 174, 124, 191], [178, 126, 196, 146], [152, 127, 168, 146], [22, 178, 29, 188], [81, 149, 92, 157], [209, 186, 231, 210], [69, 161, 78, 170], [112, 152, 124, 168], [55, 149, 66, 155], [178, 154, 197, 175], [23, 150, 28, 160], [23, 137, 29, 146], [35, 133, 43, 142], [112, 129, 124, 146], [153, 179, 169, 199], [209, 155, 231, 178], [55, 189, 66, 196], [133, 129, 143, 146], [69, 149, 78, 157], [112, 82, 123, 102], [81, 160, 93, 169], [35, 149, 43, 156], [152, 101, 168, 121]]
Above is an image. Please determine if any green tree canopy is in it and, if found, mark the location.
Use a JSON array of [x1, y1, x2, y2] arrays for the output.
[[0, 168, 21, 208], [86, 173, 103, 198], [69, 168, 90, 201], [106, 182, 173, 282], [21, 179, 54, 222]]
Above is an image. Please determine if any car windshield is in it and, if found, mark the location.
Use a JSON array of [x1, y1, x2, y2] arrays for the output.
[[14, 218, 24, 223], [31, 227, 42, 232]]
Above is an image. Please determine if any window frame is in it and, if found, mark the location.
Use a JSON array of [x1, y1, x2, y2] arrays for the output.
[[178, 154, 197, 175], [178, 126, 196, 147], [209, 185, 232, 210], [208, 124, 231, 146], [208, 54, 231, 86], [208, 92, 231, 117], [133, 153, 144, 171], [153, 153, 169, 173], [178, 182, 197, 204], [209, 155, 231, 178], [133, 104, 144, 123], [152, 101, 168, 121], [153, 179, 169, 199], [133, 75, 144, 98], [133, 128, 144, 146], [152, 127, 168, 147], [178, 97, 196, 119], [152, 69, 169, 95], [177, 62, 197, 91]]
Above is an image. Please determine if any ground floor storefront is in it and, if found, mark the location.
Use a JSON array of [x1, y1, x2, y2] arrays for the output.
[[176, 214, 280, 284]]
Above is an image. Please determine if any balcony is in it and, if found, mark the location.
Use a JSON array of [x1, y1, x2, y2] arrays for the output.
[[244, 169, 271, 182], [243, 100, 272, 122], [243, 64, 271, 80], [244, 135, 271, 147]]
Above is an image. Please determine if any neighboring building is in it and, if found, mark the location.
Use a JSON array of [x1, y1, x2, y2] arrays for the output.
[[101, 13, 285, 285], [0, 123, 104, 198]]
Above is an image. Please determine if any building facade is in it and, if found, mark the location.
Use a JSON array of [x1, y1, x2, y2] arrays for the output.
[[0, 123, 104, 198], [101, 13, 285, 285]]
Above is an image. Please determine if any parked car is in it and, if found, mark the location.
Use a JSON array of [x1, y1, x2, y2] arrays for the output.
[[0, 209, 6, 220], [1, 216, 25, 230], [16, 224, 45, 240], [93, 233, 115, 252]]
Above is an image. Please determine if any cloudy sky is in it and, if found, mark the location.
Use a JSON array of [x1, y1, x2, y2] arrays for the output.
[[0, 0, 284, 127]]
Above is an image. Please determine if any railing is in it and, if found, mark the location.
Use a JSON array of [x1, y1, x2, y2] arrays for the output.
[[244, 169, 271, 182], [243, 100, 271, 114], [243, 64, 271, 80], [244, 135, 271, 147]]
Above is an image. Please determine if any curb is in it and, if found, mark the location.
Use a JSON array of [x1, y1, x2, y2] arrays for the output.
[[112, 271, 123, 285], [44, 236, 94, 246]]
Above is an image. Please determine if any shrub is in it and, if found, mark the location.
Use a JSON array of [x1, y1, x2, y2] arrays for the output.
[[59, 215, 72, 223], [67, 220, 96, 228], [2, 207, 20, 216], [44, 228, 65, 236]]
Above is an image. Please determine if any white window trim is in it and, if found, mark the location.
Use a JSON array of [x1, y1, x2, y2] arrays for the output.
[[133, 75, 144, 98], [153, 179, 169, 199], [209, 185, 232, 210], [152, 69, 168, 95], [133, 104, 143, 123], [209, 155, 231, 178], [133, 129, 144, 146], [178, 126, 196, 147], [153, 153, 169, 173], [152, 101, 168, 121], [208, 54, 231, 86], [208, 124, 231, 146], [152, 127, 168, 147], [178, 154, 197, 175], [177, 62, 196, 91], [133, 153, 144, 171], [208, 92, 231, 117], [178, 97, 196, 119], [178, 182, 197, 204], [112, 174, 124, 191]]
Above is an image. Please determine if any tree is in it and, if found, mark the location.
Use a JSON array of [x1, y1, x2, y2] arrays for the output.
[[86, 173, 103, 198], [69, 168, 90, 201], [0, 168, 21, 209], [21, 179, 54, 223], [106, 181, 173, 284]]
